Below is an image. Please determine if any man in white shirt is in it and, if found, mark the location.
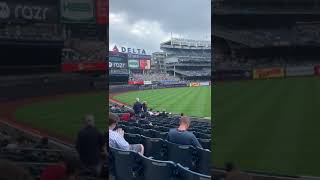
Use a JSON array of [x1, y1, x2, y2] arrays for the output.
[[109, 113, 144, 154]]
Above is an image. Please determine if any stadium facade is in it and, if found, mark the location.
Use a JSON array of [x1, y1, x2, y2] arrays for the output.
[[160, 38, 211, 81], [213, 0, 320, 81]]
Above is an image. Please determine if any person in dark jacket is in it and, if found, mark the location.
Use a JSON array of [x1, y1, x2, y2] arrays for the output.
[[133, 98, 142, 115], [167, 116, 202, 148], [75, 115, 105, 176], [142, 101, 148, 113]]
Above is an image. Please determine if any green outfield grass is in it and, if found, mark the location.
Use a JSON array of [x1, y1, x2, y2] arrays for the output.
[[113, 86, 211, 118], [14, 92, 107, 140], [213, 76, 320, 177]]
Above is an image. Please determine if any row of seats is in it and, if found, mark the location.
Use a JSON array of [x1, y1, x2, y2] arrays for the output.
[[118, 122, 211, 139], [124, 130, 211, 150], [109, 146, 211, 180], [123, 133, 211, 175]]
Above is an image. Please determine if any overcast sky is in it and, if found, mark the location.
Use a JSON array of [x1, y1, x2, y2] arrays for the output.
[[109, 0, 211, 54]]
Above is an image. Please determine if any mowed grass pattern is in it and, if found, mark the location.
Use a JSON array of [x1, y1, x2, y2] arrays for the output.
[[14, 92, 107, 140], [213, 76, 320, 176], [113, 86, 211, 118]]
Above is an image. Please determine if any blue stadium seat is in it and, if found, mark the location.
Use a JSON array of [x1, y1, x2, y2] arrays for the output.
[[153, 130, 168, 139], [124, 133, 142, 144], [139, 128, 155, 138], [109, 147, 143, 180], [165, 141, 197, 170], [126, 126, 141, 134], [177, 163, 211, 180], [140, 155, 177, 180], [195, 148, 211, 175], [141, 135, 166, 160], [198, 138, 211, 150]]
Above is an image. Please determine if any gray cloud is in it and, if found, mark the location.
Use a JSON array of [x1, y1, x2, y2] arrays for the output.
[[109, 0, 211, 53]]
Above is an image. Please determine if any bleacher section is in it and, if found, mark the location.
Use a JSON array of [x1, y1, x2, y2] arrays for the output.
[[109, 106, 212, 179], [0, 122, 104, 180]]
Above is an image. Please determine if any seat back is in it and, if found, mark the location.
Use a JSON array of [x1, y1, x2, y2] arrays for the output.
[[198, 138, 211, 150], [166, 141, 197, 170], [196, 148, 211, 175], [109, 146, 143, 180], [124, 133, 142, 144], [177, 163, 211, 180], [140, 155, 176, 180], [154, 130, 168, 139], [141, 135, 166, 160]]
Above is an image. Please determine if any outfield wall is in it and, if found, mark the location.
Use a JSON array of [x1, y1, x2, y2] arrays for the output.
[[0, 74, 106, 102], [215, 64, 320, 81]]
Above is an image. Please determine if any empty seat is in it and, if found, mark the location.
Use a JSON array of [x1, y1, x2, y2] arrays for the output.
[[126, 126, 141, 134], [177, 163, 211, 180], [195, 148, 211, 175], [153, 130, 168, 139], [139, 129, 155, 138], [165, 141, 197, 170], [141, 135, 166, 160], [109, 147, 143, 180], [198, 138, 211, 150], [124, 133, 142, 144], [140, 155, 176, 180]]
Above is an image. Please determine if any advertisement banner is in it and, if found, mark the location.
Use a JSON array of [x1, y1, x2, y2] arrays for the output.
[[95, 0, 107, 24], [139, 59, 151, 70], [144, 81, 152, 85], [60, 0, 95, 23], [62, 62, 106, 72], [286, 66, 314, 77], [190, 82, 200, 87], [213, 69, 251, 81], [128, 81, 144, 85], [128, 59, 139, 69], [108, 51, 128, 69], [253, 67, 284, 79], [0, 0, 58, 23], [315, 65, 320, 75], [200, 82, 210, 86]]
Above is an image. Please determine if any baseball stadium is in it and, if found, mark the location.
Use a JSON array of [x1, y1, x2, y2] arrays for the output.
[[0, 0, 108, 179], [108, 38, 212, 179], [213, 0, 320, 179]]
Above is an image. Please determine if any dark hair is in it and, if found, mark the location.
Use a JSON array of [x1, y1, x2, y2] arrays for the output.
[[109, 113, 119, 126], [181, 113, 184, 116], [140, 114, 146, 119], [225, 162, 235, 172]]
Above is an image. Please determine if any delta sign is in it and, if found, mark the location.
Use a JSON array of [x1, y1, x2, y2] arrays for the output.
[[112, 45, 146, 55]]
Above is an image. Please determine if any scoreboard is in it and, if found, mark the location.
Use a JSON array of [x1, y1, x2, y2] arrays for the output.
[[108, 51, 128, 74]]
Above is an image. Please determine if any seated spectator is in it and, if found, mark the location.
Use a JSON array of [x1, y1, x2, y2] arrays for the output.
[[0, 160, 33, 180], [75, 114, 105, 176], [167, 116, 202, 148], [133, 98, 142, 116], [40, 152, 82, 180], [138, 114, 152, 126], [109, 113, 144, 155], [225, 162, 252, 180], [142, 101, 148, 113], [120, 112, 130, 122]]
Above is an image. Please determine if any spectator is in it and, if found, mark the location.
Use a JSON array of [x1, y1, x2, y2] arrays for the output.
[[40, 152, 82, 180], [167, 116, 202, 148], [0, 160, 33, 180], [133, 98, 142, 115], [75, 114, 105, 176], [225, 162, 252, 180], [109, 113, 144, 155], [142, 101, 148, 113], [138, 114, 152, 126]]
